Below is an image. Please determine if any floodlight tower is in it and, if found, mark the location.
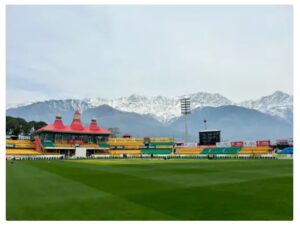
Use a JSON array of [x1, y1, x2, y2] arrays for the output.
[[180, 97, 191, 143]]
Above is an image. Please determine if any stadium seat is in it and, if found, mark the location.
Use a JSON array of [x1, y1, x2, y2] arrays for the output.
[[55, 141, 73, 147], [175, 147, 203, 155], [6, 149, 43, 155], [277, 147, 293, 154], [150, 138, 174, 142], [80, 143, 99, 148], [201, 147, 242, 154], [94, 150, 111, 155], [107, 138, 144, 147], [123, 145, 141, 149], [6, 139, 35, 149], [239, 146, 272, 155], [141, 149, 173, 154], [42, 140, 55, 147], [99, 143, 110, 148], [110, 150, 141, 155], [150, 142, 174, 146]]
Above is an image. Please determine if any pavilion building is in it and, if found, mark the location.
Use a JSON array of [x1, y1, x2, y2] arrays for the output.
[[35, 111, 111, 156]]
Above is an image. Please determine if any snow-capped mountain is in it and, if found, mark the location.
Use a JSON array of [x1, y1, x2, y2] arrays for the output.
[[6, 91, 293, 124], [38, 99, 93, 113], [238, 91, 293, 123], [85, 92, 232, 123]]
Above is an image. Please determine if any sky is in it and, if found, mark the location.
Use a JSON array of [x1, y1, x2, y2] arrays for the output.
[[6, 5, 293, 106]]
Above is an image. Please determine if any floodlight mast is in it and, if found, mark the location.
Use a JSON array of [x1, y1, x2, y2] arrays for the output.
[[180, 97, 191, 143]]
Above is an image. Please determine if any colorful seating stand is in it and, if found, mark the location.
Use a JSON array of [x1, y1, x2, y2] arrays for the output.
[[55, 141, 107, 148], [239, 146, 272, 155], [99, 143, 110, 148], [201, 147, 242, 154], [150, 138, 174, 142], [6, 149, 43, 155], [6, 139, 35, 149], [175, 147, 203, 155], [150, 142, 174, 146], [42, 140, 55, 147], [110, 150, 142, 155], [94, 150, 111, 155], [141, 149, 173, 155], [6, 139, 277, 157], [107, 139, 144, 147], [79, 143, 99, 148], [54, 142, 73, 147], [277, 147, 293, 154]]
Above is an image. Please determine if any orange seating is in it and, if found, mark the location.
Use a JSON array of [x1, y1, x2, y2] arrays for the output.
[[175, 147, 203, 155], [110, 150, 141, 155], [79, 143, 98, 148], [239, 146, 272, 155], [6, 149, 43, 155], [6, 140, 34, 149]]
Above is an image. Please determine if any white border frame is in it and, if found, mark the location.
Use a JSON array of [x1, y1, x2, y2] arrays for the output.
[[1, 1, 298, 227]]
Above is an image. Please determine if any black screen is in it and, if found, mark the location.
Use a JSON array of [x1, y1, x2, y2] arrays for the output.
[[199, 131, 221, 145]]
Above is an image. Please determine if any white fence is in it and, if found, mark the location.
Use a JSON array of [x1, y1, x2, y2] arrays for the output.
[[7, 155, 64, 160]]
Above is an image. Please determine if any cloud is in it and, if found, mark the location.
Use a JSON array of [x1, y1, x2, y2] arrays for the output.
[[6, 5, 293, 105]]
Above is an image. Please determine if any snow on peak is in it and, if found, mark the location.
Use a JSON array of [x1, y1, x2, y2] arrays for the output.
[[85, 92, 232, 123], [85, 91, 292, 123], [238, 91, 293, 121], [7, 91, 293, 124], [185, 92, 233, 108]]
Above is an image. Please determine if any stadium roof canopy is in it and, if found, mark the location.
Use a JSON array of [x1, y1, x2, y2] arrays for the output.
[[36, 111, 111, 135], [278, 147, 293, 154]]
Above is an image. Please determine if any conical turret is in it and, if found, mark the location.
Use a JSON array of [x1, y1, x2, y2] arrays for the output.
[[53, 114, 65, 129], [70, 111, 84, 130]]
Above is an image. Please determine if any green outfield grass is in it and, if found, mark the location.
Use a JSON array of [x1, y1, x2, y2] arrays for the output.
[[6, 159, 293, 220]]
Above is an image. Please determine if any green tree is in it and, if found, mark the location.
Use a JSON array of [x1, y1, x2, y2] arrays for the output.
[[6, 116, 47, 136]]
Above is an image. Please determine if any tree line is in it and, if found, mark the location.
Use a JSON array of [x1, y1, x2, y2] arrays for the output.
[[6, 116, 47, 136]]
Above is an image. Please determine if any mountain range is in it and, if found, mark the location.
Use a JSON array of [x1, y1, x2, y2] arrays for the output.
[[6, 90, 293, 141]]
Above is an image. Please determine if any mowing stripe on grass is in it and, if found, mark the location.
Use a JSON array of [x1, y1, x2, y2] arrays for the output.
[[7, 159, 293, 220]]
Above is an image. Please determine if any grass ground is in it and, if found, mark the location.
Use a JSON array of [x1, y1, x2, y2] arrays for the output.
[[6, 159, 293, 220]]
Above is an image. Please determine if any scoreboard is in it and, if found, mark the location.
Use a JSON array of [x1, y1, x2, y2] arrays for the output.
[[199, 130, 221, 145]]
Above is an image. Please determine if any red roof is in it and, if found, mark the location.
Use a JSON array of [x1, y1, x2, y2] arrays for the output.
[[70, 118, 84, 131], [37, 112, 111, 135], [53, 117, 65, 129], [89, 119, 100, 131]]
